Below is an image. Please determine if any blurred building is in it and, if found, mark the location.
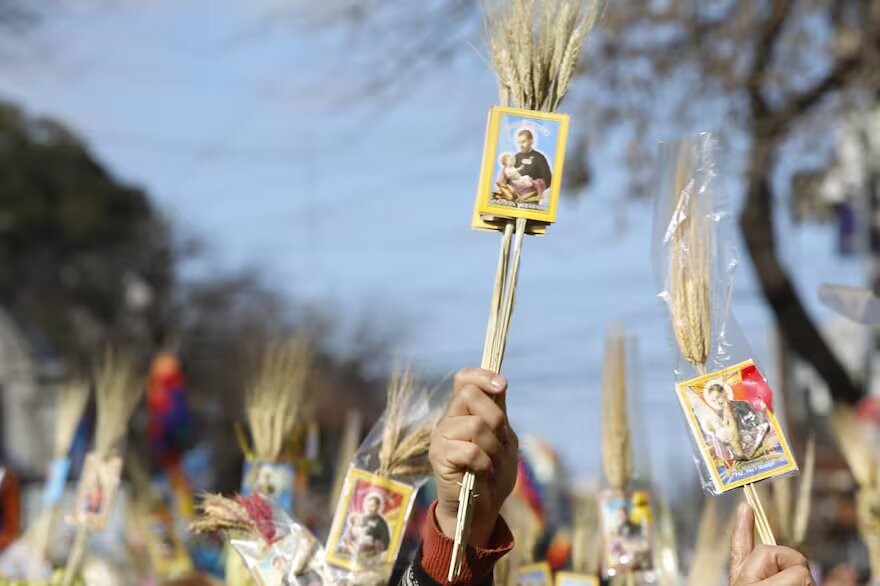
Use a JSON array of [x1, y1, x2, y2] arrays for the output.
[[0, 307, 58, 474], [787, 316, 875, 572]]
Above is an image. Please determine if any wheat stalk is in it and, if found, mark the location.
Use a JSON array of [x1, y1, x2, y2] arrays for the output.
[[329, 411, 363, 513], [245, 334, 312, 462], [54, 380, 90, 459], [571, 491, 599, 575], [94, 348, 144, 457], [601, 326, 631, 491], [829, 406, 877, 488], [791, 433, 815, 545], [667, 141, 711, 371], [29, 380, 91, 559], [189, 493, 259, 537], [654, 498, 680, 586]]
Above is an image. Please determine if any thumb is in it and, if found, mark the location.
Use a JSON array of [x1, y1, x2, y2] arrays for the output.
[[729, 502, 755, 584]]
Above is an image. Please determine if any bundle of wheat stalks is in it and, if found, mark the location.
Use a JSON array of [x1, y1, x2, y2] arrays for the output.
[[601, 326, 631, 492], [29, 380, 91, 560], [653, 498, 679, 586], [374, 366, 436, 479], [486, 0, 601, 111], [62, 350, 143, 586], [830, 406, 880, 581], [245, 335, 312, 462], [571, 490, 600, 577], [329, 411, 363, 513], [190, 493, 264, 537], [227, 336, 312, 586]]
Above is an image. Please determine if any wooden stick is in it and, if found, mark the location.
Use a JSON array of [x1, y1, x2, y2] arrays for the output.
[[61, 525, 88, 586]]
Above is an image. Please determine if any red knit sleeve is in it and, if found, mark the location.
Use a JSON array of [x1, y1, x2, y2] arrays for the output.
[[0, 472, 21, 550], [419, 501, 514, 585]]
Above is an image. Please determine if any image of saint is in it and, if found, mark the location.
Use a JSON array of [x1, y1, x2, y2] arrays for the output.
[[494, 129, 553, 205], [701, 382, 770, 462], [341, 491, 391, 559]]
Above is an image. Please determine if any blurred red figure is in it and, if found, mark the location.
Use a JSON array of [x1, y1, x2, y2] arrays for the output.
[[0, 470, 20, 551], [148, 352, 195, 516]]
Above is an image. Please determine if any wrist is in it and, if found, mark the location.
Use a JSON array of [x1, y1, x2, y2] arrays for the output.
[[435, 501, 501, 548]]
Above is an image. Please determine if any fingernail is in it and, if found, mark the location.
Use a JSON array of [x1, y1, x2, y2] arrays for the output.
[[490, 376, 507, 391], [738, 502, 750, 519]]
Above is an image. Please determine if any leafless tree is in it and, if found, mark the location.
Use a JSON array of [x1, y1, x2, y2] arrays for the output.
[[286, 0, 880, 404]]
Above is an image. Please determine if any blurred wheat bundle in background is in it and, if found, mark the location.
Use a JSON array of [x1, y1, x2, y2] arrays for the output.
[[94, 349, 143, 457], [53, 380, 91, 459], [601, 326, 631, 491], [245, 334, 312, 462], [830, 406, 880, 578], [485, 0, 601, 110]]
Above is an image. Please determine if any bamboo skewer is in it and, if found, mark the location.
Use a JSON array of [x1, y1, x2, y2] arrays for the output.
[[744, 484, 775, 545]]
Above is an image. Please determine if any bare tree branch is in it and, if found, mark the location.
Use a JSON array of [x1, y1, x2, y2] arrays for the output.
[[741, 2, 866, 405]]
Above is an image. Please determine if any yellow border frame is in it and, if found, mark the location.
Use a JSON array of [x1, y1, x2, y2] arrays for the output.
[[675, 359, 798, 493], [554, 572, 599, 586], [516, 562, 553, 585], [597, 489, 654, 575], [476, 106, 570, 224], [325, 467, 415, 571]]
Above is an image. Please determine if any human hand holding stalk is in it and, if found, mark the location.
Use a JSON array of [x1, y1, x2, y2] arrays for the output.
[[430, 368, 518, 556], [449, 0, 601, 578]]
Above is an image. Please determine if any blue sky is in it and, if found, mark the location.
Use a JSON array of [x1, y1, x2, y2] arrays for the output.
[[0, 1, 864, 495]]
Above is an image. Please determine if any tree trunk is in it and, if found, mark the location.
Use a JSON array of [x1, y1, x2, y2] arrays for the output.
[[740, 135, 863, 405]]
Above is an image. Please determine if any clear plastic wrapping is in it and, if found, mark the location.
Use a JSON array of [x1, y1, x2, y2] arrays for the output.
[[323, 375, 445, 584], [226, 493, 327, 585], [652, 133, 798, 495]]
